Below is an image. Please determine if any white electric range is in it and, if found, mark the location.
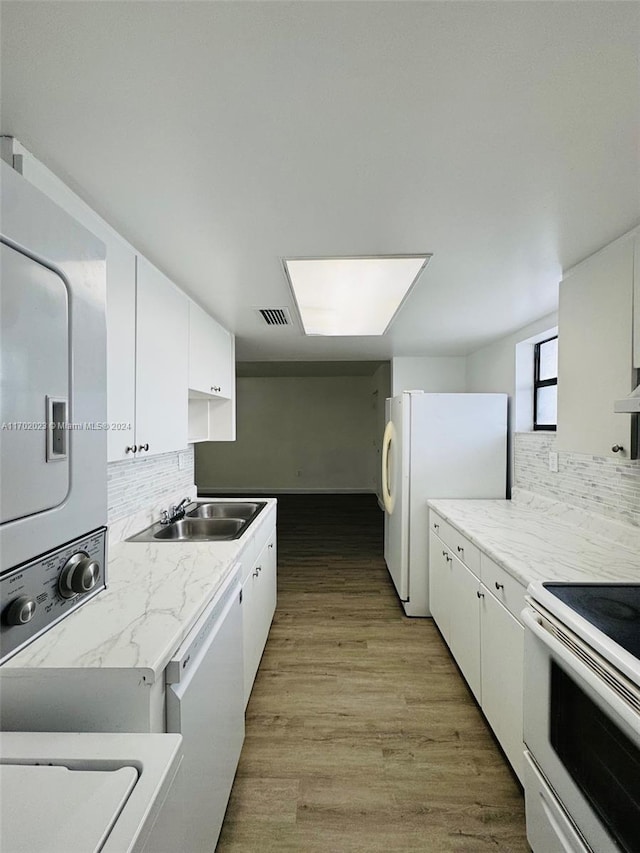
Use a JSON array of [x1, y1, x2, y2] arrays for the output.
[[523, 581, 640, 853]]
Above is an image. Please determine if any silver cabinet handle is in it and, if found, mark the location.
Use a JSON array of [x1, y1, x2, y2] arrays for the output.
[[211, 385, 221, 393], [457, 545, 464, 554], [442, 550, 447, 557], [268, 543, 274, 549], [433, 523, 439, 531], [125, 445, 137, 454], [138, 443, 149, 452], [612, 444, 624, 453], [476, 590, 485, 599], [495, 582, 504, 591]]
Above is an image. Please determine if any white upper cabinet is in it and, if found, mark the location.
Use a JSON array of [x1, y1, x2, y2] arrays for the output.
[[135, 257, 189, 456], [187, 300, 236, 443], [188, 301, 234, 399], [557, 232, 635, 458], [104, 237, 137, 461]]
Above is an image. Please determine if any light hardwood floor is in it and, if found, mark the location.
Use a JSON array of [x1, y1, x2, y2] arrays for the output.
[[217, 495, 529, 852]]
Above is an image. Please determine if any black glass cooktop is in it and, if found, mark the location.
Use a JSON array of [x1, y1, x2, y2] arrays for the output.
[[543, 583, 640, 659]]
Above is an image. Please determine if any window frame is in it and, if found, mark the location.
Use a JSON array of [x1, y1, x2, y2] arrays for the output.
[[533, 334, 558, 431]]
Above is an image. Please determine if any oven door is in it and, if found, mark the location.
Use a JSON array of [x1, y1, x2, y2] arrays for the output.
[[522, 605, 640, 853]]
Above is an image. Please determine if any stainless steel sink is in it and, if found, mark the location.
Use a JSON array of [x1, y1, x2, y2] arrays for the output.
[[127, 501, 266, 543], [186, 501, 263, 520], [154, 518, 245, 541]]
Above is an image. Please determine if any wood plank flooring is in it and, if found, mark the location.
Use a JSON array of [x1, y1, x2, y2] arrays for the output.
[[217, 495, 529, 852]]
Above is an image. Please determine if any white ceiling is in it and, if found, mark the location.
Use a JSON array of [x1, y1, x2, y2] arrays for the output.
[[1, 1, 638, 361]]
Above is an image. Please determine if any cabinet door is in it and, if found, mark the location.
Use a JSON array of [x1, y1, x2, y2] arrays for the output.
[[557, 235, 634, 457], [242, 569, 260, 707], [105, 236, 136, 461], [255, 532, 277, 648], [135, 257, 189, 455], [449, 555, 482, 703], [428, 533, 453, 643], [188, 301, 233, 399], [208, 318, 234, 400], [480, 589, 525, 783], [242, 528, 277, 706]]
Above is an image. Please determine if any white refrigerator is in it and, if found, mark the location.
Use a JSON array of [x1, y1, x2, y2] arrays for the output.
[[382, 391, 507, 617]]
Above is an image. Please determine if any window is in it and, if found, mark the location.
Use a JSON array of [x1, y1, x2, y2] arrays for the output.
[[533, 335, 558, 430]]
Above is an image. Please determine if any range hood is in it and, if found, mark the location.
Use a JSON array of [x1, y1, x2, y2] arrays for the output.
[[614, 383, 640, 413]]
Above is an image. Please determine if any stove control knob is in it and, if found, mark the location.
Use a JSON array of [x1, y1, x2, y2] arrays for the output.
[[58, 553, 100, 599], [4, 596, 37, 626]]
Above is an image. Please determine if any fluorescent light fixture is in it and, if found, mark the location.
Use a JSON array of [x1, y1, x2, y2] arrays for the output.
[[283, 255, 431, 336]]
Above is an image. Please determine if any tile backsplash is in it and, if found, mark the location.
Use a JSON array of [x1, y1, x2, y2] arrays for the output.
[[108, 447, 195, 526], [514, 432, 640, 528]]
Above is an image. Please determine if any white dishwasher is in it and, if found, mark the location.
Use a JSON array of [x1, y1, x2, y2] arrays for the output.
[[165, 565, 244, 852]]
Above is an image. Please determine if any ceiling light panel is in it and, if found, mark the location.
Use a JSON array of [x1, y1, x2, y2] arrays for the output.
[[284, 255, 431, 336]]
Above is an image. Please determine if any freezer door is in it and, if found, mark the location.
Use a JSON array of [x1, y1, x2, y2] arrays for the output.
[[384, 394, 410, 601], [0, 241, 69, 524]]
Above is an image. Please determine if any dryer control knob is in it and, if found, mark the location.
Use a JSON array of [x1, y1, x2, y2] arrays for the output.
[[58, 553, 100, 599], [4, 596, 37, 626]]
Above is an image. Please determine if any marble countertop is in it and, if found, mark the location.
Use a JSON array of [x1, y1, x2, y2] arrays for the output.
[[3, 499, 277, 681], [428, 495, 640, 588]]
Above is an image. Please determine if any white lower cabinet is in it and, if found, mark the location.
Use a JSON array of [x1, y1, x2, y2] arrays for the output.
[[429, 513, 526, 783], [480, 589, 524, 781], [450, 555, 482, 703], [242, 524, 277, 706], [428, 534, 452, 642]]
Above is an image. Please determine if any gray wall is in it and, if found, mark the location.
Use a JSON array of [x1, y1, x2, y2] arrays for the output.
[[196, 374, 386, 493]]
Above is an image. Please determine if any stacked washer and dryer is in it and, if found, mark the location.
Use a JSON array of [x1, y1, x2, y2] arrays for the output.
[[0, 159, 184, 851]]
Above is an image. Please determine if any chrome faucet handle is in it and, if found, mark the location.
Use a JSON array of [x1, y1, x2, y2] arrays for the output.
[[160, 509, 171, 525]]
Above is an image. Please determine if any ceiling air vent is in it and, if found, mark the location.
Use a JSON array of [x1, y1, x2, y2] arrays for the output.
[[257, 307, 292, 327]]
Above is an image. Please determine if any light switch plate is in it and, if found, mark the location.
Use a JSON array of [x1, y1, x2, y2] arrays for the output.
[[548, 451, 559, 473]]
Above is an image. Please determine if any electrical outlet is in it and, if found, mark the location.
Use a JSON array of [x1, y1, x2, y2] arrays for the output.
[[178, 451, 188, 471], [548, 451, 559, 473]]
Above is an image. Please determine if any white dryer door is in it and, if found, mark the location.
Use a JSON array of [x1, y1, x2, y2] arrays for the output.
[[0, 241, 70, 524]]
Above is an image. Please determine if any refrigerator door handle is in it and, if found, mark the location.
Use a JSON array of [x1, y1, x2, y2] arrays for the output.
[[382, 420, 396, 514]]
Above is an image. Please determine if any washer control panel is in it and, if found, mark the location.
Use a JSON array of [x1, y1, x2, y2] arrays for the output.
[[0, 528, 107, 664]]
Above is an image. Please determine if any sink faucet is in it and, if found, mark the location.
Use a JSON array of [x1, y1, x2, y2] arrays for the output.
[[160, 497, 192, 525]]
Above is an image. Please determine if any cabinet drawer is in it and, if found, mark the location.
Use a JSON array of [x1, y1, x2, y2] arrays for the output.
[[480, 553, 526, 624], [430, 512, 480, 576]]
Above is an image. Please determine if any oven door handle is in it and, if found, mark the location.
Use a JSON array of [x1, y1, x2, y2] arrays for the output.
[[522, 606, 640, 734]]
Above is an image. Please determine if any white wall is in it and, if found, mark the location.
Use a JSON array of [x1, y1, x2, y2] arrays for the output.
[[195, 375, 380, 492], [390, 357, 466, 395], [465, 312, 558, 492]]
